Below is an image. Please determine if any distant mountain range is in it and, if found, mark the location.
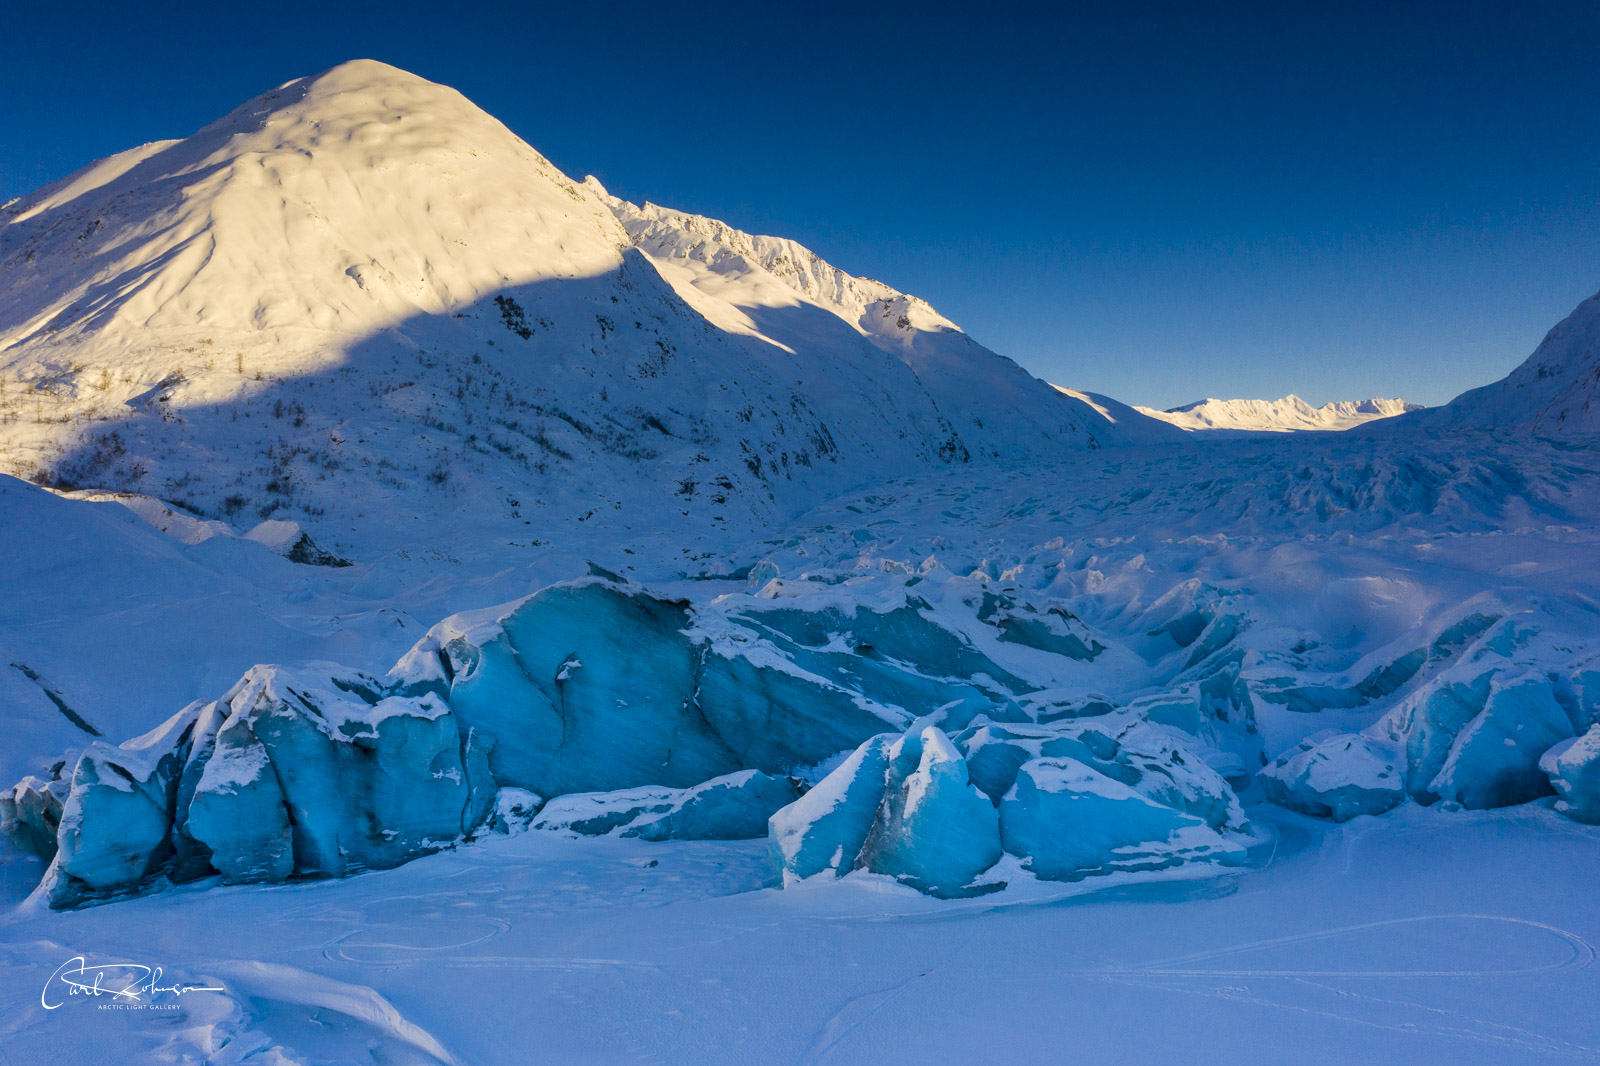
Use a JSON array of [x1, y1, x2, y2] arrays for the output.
[[1134, 395, 1423, 434]]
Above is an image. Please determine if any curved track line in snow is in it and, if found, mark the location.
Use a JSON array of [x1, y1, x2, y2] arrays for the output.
[[798, 927, 986, 1066], [1289, 976, 1600, 1060], [325, 927, 659, 972], [1094, 914, 1595, 979], [800, 978, 926, 1066], [323, 917, 510, 964], [1090, 972, 1600, 1060]]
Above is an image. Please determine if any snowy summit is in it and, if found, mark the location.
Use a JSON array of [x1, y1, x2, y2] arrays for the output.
[[0, 59, 1179, 564]]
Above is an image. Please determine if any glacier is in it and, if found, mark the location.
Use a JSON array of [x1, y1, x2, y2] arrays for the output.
[[855, 728, 1003, 898], [5, 565, 1275, 906], [32, 663, 497, 908], [768, 717, 1249, 896], [532, 770, 801, 842], [998, 756, 1245, 881], [1542, 726, 1600, 824], [14, 491, 1600, 908], [1258, 732, 1405, 821]]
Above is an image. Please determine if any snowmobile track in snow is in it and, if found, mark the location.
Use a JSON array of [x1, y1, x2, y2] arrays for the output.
[[1090, 913, 1596, 979]]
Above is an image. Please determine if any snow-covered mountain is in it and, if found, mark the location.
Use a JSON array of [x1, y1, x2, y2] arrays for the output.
[[0, 59, 1177, 564], [1407, 287, 1600, 436], [1134, 394, 1421, 434], [602, 197, 1184, 453]]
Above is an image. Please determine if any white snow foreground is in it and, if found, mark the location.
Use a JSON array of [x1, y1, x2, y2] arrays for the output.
[[1133, 394, 1422, 434], [0, 59, 1175, 568]]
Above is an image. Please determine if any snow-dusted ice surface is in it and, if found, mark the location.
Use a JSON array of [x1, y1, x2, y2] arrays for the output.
[[533, 770, 801, 841], [1542, 726, 1600, 825], [1259, 731, 1405, 821]]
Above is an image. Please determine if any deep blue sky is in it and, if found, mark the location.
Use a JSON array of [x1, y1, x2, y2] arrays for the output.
[[4, 2, 1597, 408]]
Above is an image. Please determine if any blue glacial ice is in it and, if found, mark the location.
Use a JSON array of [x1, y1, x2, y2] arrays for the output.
[[401, 579, 741, 798], [390, 575, 1038, 797], [43, 708, 197, 906], [956, 719, 1249, 834], [35, 663, 495, 906], [532, 770, 801, 841], [1425, 674, 1573, 809], [1259, 618, 1593, 821], [23, 568, 1595, 909], [180, 665, 493, 882], [999, 756, 1246, 882], [1258, 732, 1405, 821], [856, 727, 1002, 897], [769, 733, 896, 883], [1541, 725, 1600, 824], [769, 717, 1249, 895], [0, 774, 67, 859], [20, 573, 1070, 907]]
